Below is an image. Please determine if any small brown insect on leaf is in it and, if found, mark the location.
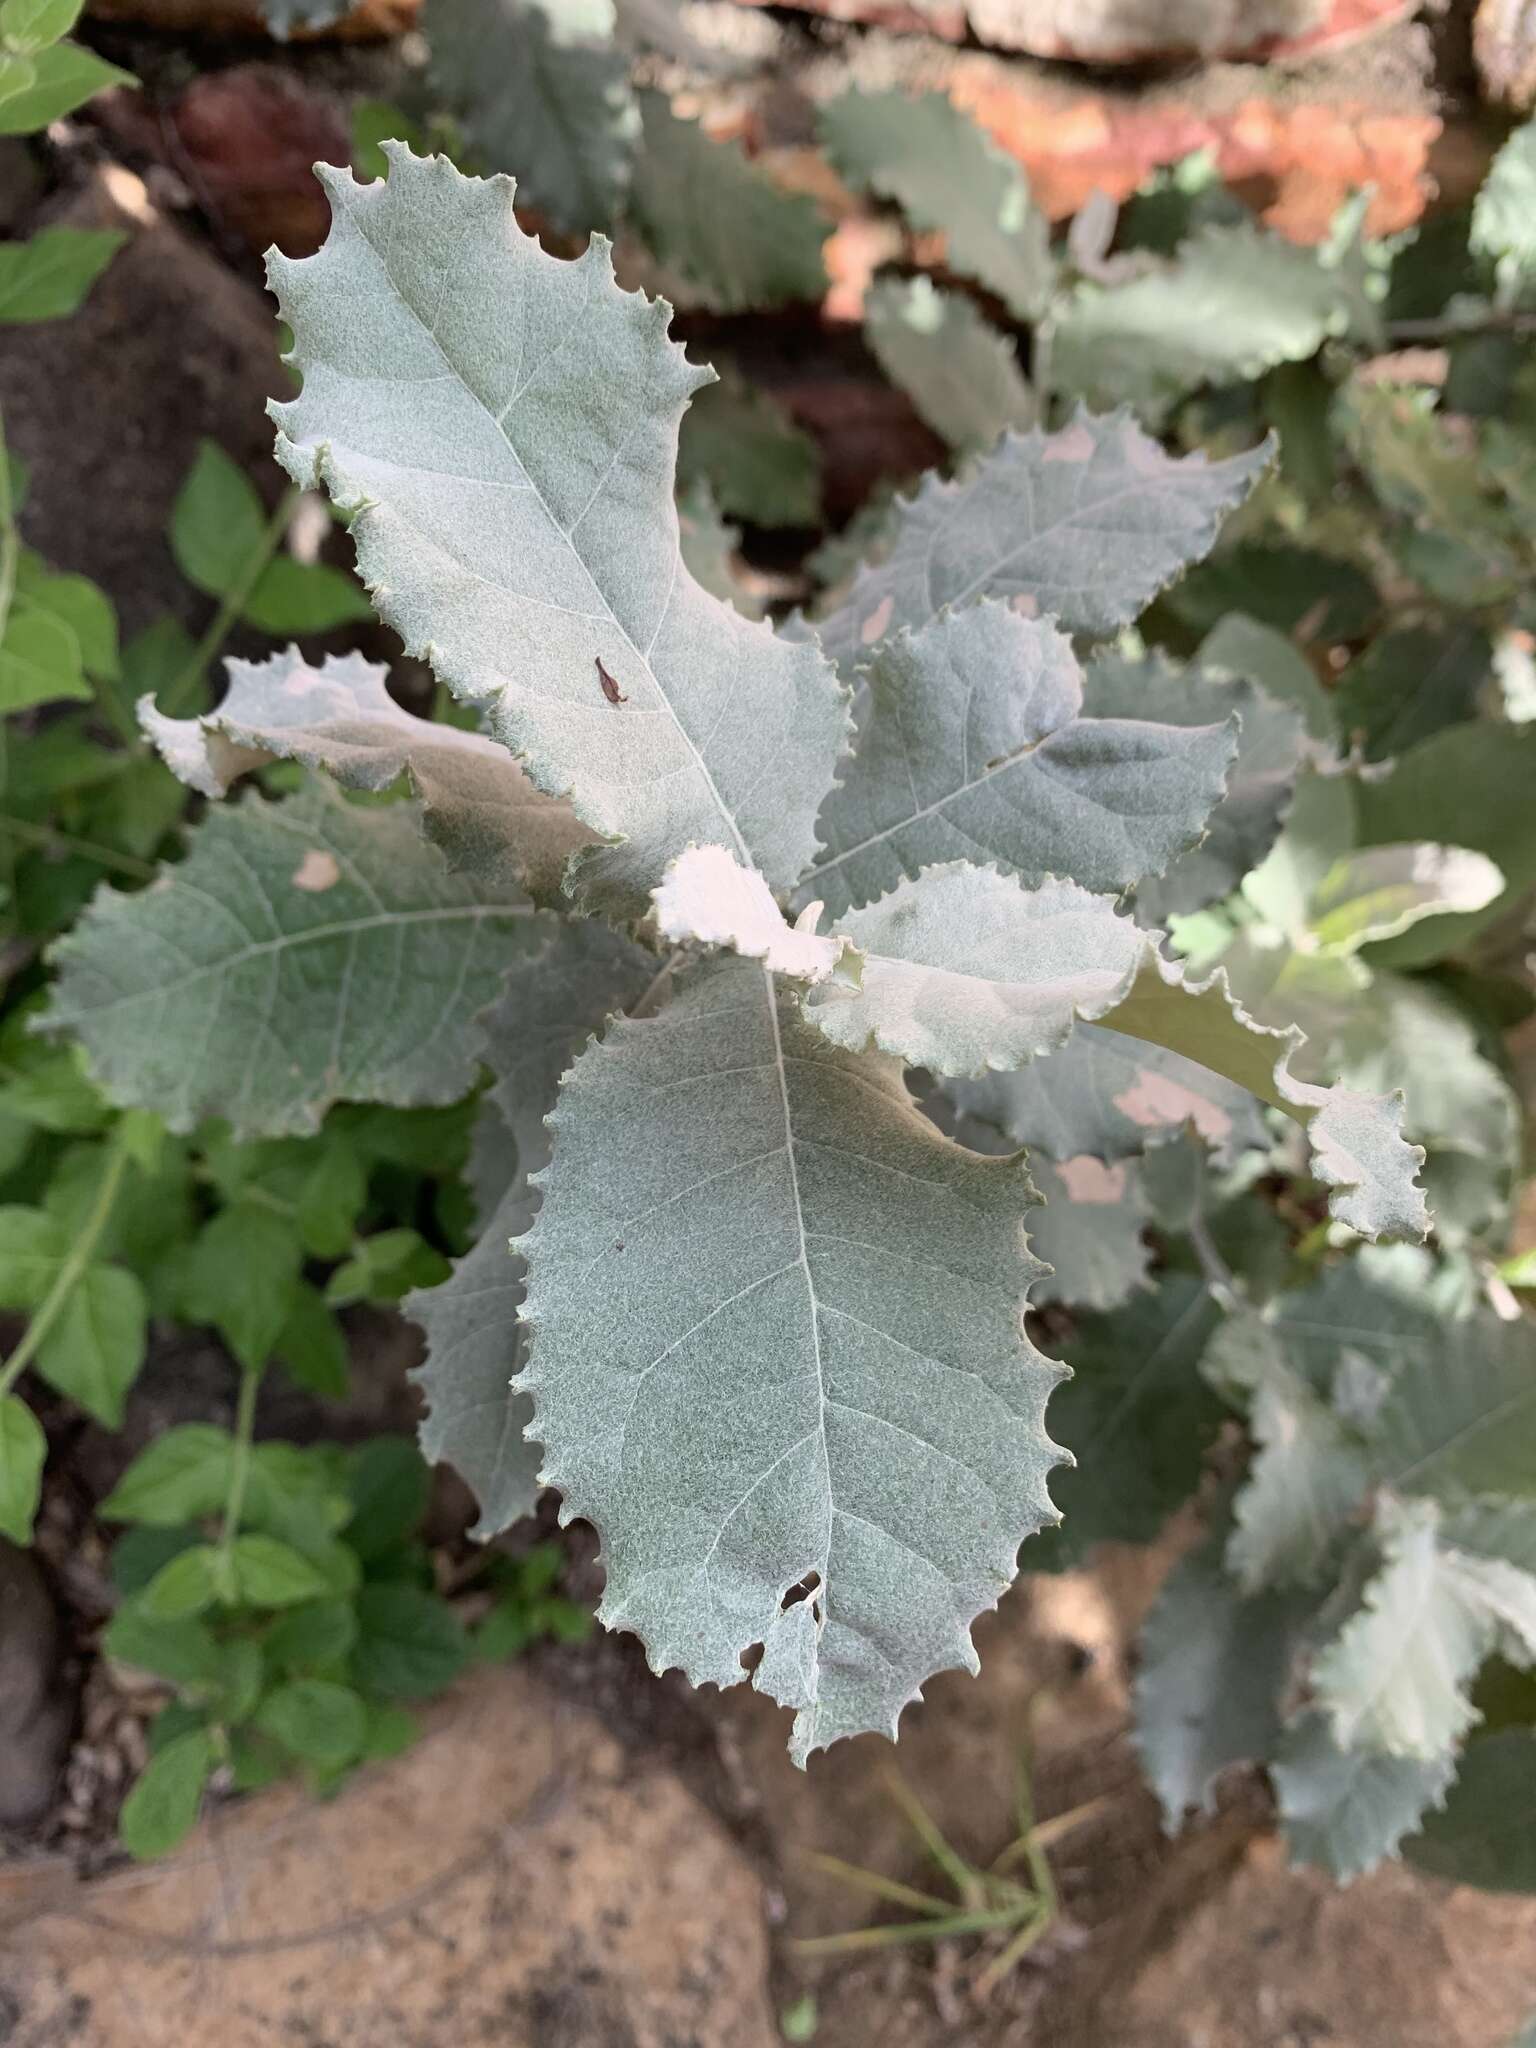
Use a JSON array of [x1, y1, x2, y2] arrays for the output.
[[596, 657, 627, 705]]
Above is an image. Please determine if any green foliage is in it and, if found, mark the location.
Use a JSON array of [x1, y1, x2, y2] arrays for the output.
[[0, 0, 131, 136], [9, 31, 1536, 1899], [104, 1424, 588, 1855]]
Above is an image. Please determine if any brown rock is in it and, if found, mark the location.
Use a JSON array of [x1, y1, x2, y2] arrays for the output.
[[1047, 1833, 1536, 2048], [0, 164, 287, 636], [95, 67, 351, 260], [85, 0, 418, 40], [0, 1543, 72, 1832], [0, 1664, 778, 2047]]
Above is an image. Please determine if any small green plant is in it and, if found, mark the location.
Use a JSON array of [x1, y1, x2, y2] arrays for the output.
[[104, 1420, 585, 1858], [795, 1756, 1103, 1997]]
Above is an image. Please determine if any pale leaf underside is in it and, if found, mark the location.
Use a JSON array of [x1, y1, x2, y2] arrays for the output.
[[1310, 1495, 1536, 1761], [141, 646, 594, 904], [803, 862, 1145, 1075], [519, 953, 1064, 1762], [1275, 1712, 1455, 1882], [268, 147, 847, 917], [654, 844, 847, 983]]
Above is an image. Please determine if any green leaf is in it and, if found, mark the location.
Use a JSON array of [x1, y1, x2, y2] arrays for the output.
[[352, 1582, 468, 1699], [1405, 1729, 1536, 1891], [1096, 951, 1429, 1242], [103, 1603, 222, 1687], [1158, 542, 1377, 650], [169, 441, 266, 600], [357, 1699, 418, 1760], [863, 277, 1034, 454], [255, 1677, 369, 1769], [0, 600, 89, 712], [344, 1437, 430, 1561], [1, 0, 83, 53], [1334, 624, 1490, 763], [1082, 645, 1306, 923], [1053, 221, 1379, 427], [1196, 612, 1334, 743], [1311, 1495, 1536, 1761], [109, 1524, 202, 1596], [0, 226, 122, 323], [292, 1140, 366, 1260], [144, 648, 592, 909], [407, 919, 654, 1538], [119, 1727, 214, 1860], [674, 481, 762, 620], [1305, 843, 1504, 956], [13, 560, 119, 681], [428, 0, 637, 234], [520, 952, 1064, 1762], [1364, 1304, 1536, 1504], [275, 1284, 350, 1398], [241, 556, 373, 636], [325, 1226, 448, 1306], [230, 1533, 336, 1608], [1202, 1313, 1369, 1590], [1133, 1531, 1307, 1828], [0, 1394, 44, 1543], [1471, 118, 1536, 283], [140, 1543, 223, 1621], [268, 146, 847, 917], [808, 409, 1273, 677], [1352, 722, 1536, 968], [1025, 1153, 1150, 1312], [45, 780, 544, 1137], [1275, 1712, 1455, 1881], [941, 1022, 1269, 1169], [263, 1596, 358, 1674], [181, 1205, 304, 1371], [100, 1425, 234, 1526], [0, 1203, 66, 1305], [1040, 1275, 1223, 1565], [801, 863, 1145, 1074], [34, 1261, 145, 1427], [675, 369, 821, 530], [821, 88, 1053, 321], [801, 601, 1238, 920], [0, 40, 132, 133], [629, 91, 827, 313]]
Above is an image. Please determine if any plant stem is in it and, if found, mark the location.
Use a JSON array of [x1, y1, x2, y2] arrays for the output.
[[1188, 1210, 1241, 1309], [1386, 310, 1536, 344], [0, 1131, 132, 1402], [218, 1362, 263, 1560], [0, 812, 156, 879], [159, 482, 300, 719], [0, 406, 20, 916]]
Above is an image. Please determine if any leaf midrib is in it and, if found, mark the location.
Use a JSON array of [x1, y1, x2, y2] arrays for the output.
[[336, 179, 754, 873]]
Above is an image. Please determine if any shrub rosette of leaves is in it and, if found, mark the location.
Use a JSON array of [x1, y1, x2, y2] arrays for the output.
[[37, 147, 1431, 1775]]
